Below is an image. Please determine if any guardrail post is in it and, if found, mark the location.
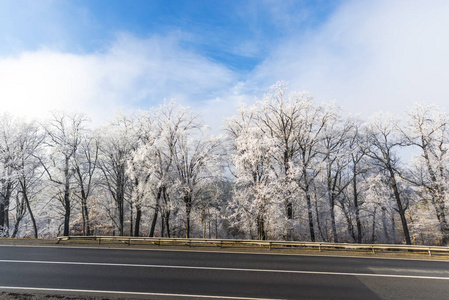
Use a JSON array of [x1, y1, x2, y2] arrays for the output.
[[319, 243, 321, 252], [428, 248, 432, 257], [372, 246, 375, 254], [269, 242, 271, 250]]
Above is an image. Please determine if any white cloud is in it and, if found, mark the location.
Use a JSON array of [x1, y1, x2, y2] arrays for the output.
[[0, 33, 236, 125], [247, 0, 449, 117]]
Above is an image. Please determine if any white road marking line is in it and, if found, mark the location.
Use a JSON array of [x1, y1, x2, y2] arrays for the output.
[[0, 259, 448, 280], [0, 286, 272, 300]]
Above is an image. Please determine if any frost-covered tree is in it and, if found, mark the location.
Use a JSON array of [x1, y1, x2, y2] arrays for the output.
[[252, 83, 307, 239], [0, 114, 17, 236], [126, 113, 156, 236], [227, 84, 340, 241], [128, 103, 197, 237], [10, 120, 43, 238], [173, 129, 223, 238], [127, 102, 224, 238], [255, 84, 301, 213], [288, 98, 335, 242], [127, 108, 166, 237], [364, 174, 397, 243], [400, 104, 449, 244], [97, 113, 138, 236], [40, 112, 87, 237], [346, 119, 369, 243], [364, 113, 411, 244], [73, 132, 99, 236], [148, 102, 201, 238], [226, 107, 281, 240], [320, 112, 353, 242], [0, 115, 44, 237]]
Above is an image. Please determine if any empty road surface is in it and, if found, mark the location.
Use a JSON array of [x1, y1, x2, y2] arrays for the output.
[[0, 245, 449, 299]]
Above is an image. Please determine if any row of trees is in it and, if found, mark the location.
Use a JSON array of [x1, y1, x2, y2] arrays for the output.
[[1, 83, 448, 245]]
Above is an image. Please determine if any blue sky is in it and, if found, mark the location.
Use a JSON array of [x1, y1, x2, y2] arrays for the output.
[[1, 0, 449, 128], [0, 0, 338, 69]]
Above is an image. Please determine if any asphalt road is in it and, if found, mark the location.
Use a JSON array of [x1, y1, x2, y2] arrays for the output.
[[0, 245, 449, 299]]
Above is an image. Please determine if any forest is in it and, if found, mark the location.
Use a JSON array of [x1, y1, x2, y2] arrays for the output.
[[1, 82, 448, 246]]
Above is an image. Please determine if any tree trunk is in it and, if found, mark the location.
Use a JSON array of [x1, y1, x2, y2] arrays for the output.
[[185, 197, 192, 238], [149, 188, 162, 237], [115, 166, 126, 236], [165, 210, 170, 238], [25, 198, 38, 239], [161, 186, 170, 237], [63, 159, 71, 237], [421, 145, 449, 244], [315, 195, 326, 241], [257, 215, 265, 240], [353, 166, 362, 243], [79, 189, 90, 236], [149, 206, 159, 237], [430, 196, 449, 245], [76, 166, 91, 236], [0, 182, 12, 237], [340, 201, 356, 242], [129, 199, 133, 236], [117, 198, 124, 236], [63, 194, 70, 236], [284, 151, 293, 221], [329, 192, 338, 243], [208, 214, 211, 239], [21, 181, 38, 238], [388, 166, 411, 245], [0, 201, 6, 236], [381, 206, 390, 243], [305, 192, 315, 242], [371, 206, 377, 243], [215, 213, 218, 239], [202, 211, 206, 239], [134, 206, 141, 237], [391, 214, 397, 243], [11, 213, 24, 238], [161, 212, 165, 237]]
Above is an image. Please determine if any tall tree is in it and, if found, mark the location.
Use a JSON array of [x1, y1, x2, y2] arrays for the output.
[[254, 83, 305, 239], [11, 119, 43, 238], [0, 114, 17, 237], [400, 104, 449, 245], [365, 113, 411, 245], [320, 115, 353, 242], [289, 99, 335, 242], [347, 119, 369, 243], [226, 109, 278, 240], [73, 133, 98, 236], [40, 112, 87, 237], [97, 113, 137, 236]]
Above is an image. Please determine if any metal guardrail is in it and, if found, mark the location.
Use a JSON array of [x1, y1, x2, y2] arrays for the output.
[[56, 236, 449, 257]]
